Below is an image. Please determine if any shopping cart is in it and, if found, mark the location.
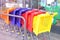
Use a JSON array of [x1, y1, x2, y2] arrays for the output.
[[33, 12, 57, 40]]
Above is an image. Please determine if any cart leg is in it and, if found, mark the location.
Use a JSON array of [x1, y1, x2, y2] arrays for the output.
[[31, 33, 34, 40], [31, 33, 39, 40], [48, 32, 51, 40], [36, 36, 39, 40], [42, 33, 46, 40], [42, 32, 51, 40], [18, 28, 23, 40]]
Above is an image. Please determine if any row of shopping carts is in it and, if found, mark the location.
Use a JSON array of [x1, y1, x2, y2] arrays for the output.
[[0, 7, 57, 40]]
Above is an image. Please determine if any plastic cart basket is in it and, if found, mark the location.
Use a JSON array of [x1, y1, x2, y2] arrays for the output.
[[1, 8, 16, 24], [33, 12, 57, 36]]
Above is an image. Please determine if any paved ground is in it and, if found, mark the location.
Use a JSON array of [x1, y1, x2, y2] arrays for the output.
[[0, 30, 60, 40], [0, 19, 60, 40]]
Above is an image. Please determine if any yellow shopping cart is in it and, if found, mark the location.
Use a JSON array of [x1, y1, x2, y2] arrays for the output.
[[33, 12, 57, 36]]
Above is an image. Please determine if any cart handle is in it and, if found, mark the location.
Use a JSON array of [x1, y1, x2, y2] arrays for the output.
[[0, 13, 28, 40]]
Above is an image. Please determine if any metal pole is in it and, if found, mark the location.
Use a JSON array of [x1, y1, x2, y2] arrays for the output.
[[38, 0, 39, 9], [0, 0, 2, 11], [30, 0, 32, 8], [23, 0, 26, 8], [0, 13, 28, 40]]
